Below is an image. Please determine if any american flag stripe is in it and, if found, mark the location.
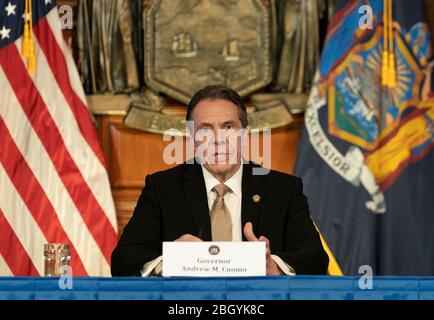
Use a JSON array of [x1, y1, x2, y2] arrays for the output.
[[0, 250, 13, 276], [45, 8, 89, 107], [45, 10, 88, 125], [0, 1, 117, 276], [0, 208, 39, 276], [34, 13, 106, 169], [0, 44, 116, 266], [0, 174, 44, 276], [32, 19, 117, 231], [25, 30, 116, 228], [0, 115, 88, 276], [0, 57, 108, 277]]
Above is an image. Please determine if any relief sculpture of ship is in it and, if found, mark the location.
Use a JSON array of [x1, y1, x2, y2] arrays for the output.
[[145, 0, 271, 104], [222, 39, 240, 62], [172, 32, 198, 58]]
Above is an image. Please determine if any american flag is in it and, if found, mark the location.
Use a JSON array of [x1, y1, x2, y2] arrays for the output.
[[0, 0, 118, 276]]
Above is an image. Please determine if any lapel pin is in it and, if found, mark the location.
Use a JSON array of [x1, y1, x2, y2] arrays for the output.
[[252, 194, 261, 203]]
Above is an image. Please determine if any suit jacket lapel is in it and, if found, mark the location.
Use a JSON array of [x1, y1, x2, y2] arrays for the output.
[[241, 162, 266, 241], [182, 163, 212, 241]]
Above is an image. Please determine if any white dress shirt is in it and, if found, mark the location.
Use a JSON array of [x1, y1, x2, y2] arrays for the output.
[[141, 164, 295, 276], [202, 163, 243, 241]]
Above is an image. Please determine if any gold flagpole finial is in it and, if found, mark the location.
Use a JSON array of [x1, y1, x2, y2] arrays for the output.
[[381, 0, 389, 86], [388, 0, 396, 88], [22, 0, 36, 74]]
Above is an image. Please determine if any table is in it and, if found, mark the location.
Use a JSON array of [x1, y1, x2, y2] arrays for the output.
[[1, 276, 433, 300]]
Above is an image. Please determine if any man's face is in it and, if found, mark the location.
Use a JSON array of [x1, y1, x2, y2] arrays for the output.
[[191, 99, 245, 178]]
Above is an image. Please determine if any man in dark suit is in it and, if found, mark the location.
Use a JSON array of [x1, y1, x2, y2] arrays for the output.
[[111, 85, 329, 276]]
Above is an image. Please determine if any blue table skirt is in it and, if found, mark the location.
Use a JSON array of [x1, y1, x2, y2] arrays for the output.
[[1, 276, 433, 300]]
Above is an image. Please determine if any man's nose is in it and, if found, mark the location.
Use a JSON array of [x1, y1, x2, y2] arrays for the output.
[[212, 128, 226, 145]]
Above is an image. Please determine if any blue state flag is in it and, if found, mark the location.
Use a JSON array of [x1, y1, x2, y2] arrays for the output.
[[295, 0, 434, 275]]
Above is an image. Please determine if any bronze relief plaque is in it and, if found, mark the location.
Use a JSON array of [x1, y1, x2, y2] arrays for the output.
[[144, 0, 271, 104]]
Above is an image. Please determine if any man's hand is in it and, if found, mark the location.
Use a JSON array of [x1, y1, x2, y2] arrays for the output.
[[148, 234, 200, 276], [243, 222, 283, 275], [175, 234, 203, 242]]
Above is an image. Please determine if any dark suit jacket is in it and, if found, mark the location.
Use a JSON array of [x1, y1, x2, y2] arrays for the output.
[[111, 162, 329, 276]]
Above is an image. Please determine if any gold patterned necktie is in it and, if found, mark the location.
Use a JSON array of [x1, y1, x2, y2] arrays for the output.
[[210, 184, 232, 241]]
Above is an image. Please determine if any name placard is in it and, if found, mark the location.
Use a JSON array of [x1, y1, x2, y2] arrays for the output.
[[162, 242, 266, 277]]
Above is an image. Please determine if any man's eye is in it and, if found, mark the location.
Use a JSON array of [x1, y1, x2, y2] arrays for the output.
[[225, 124, 233, 129]]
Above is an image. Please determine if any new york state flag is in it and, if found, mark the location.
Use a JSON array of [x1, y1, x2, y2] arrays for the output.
[[295, 0, 434, 275]]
